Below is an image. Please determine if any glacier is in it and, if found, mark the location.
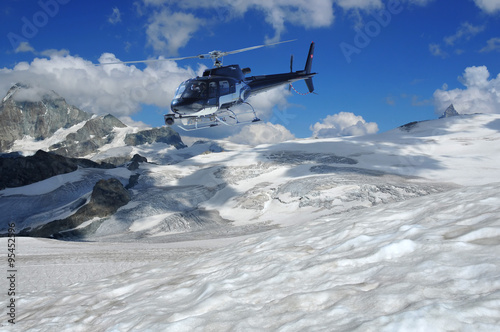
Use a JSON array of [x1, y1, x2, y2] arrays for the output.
[[1, 113, 500, 331]]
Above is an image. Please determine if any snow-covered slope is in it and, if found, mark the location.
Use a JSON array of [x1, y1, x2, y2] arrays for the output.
[[8, 182, 500, 331], [1, 114, 500, 331], [95, 114, 499, 240]]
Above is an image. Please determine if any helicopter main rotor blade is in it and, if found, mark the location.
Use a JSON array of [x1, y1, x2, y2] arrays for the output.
[[97, 55, 204, 66], [97, 39, 296, 66], [223, 39, 296, 57]]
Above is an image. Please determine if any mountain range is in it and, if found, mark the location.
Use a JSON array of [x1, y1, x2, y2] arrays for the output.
[[0, 83, 482, 239], [0, 83, 185, 160]]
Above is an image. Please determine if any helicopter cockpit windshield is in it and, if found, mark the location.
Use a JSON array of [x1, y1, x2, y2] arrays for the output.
[[174, 80, 207, 100]]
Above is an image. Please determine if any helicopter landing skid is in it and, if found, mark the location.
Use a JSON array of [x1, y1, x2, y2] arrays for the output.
[[167, 102, 260, 131]]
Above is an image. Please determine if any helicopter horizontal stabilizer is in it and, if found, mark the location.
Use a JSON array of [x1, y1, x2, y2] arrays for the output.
[[305, 78, 314, 93]]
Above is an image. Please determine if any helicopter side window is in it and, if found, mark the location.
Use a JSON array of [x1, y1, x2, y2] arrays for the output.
[[219, 81, 229, 95], [182, 82, 207, 99], [208, 82, 217, 98]]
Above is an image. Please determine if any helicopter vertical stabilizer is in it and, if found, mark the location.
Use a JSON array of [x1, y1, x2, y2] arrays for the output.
[[304, 42, 315, 93]]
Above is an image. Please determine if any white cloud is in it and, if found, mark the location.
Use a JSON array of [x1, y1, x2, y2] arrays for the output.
[[39, 48, 70, 57], [473, 0, 500, 13], [227, 122, 295, 145], [433, 66, 500, 115], [430, 22, 485, 58], [479, 37, 500, 53], [335, 0, 382, 11], [138, 0, 439, 51], [142, 0, 335, 46], [12, 85, 56, 103], [310, 112, 379, 138], [0, 53, 198, 118], [444, 22, 485, 46], [247, 87, 291, 120], [429, 43, 448, 58], [15, 41, 35, 53], [108, 7, 122, 24], [13, 43, 70, 58], [145, 9, 204, 55], [405, 0, 434, 5]]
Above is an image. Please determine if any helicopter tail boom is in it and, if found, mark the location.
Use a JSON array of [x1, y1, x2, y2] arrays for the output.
[[245, 41, 316, 96]]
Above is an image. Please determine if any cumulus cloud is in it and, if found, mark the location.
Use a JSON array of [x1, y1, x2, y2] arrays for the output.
[[310, 112, 379, 138], [146, 9, 204, 55], [139, 0, 441, 52], [0, 53, 200, 119], [246, 87, 291, 120], [227, 122, 295, 145], [473, 0, 500, 13], [142, 0, 335, 46], [433, 66, 500, 115]]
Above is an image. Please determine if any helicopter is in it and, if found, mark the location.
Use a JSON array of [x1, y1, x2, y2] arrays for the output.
[[101, 40, 316, 131]]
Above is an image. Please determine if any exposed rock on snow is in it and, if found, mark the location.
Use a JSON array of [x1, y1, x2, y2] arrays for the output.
[[124, 126, 186, 150], [398, 120, 422, 132], [0, 149, 114, 190], [127, 154, 148, 171], [0, 167, 132, 232], [439, 103, 460, 119], [266, 151, 357, 165], [27, 178, 131, 238], [49, 114, 127, 157]]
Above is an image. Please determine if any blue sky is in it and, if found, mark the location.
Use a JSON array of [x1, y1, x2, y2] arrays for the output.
[[1, 0, 500, 143]]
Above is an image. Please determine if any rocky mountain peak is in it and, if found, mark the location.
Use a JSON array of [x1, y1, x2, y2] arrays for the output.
[[439, 104, 460, 119], [1, 83, 186, 160], [0, 83, 92, 150]]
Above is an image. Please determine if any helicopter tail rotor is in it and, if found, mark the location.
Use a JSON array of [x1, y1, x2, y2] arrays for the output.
[[289, 41, 316, 95]]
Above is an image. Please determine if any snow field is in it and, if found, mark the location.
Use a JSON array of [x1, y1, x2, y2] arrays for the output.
[[5, 183, 500, 331]]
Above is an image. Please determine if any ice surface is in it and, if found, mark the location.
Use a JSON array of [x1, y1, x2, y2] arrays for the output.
[[1, 114, 500, 331]]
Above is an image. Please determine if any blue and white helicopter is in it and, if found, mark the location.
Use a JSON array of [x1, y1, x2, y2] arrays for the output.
[[103, 40, 316, 131]]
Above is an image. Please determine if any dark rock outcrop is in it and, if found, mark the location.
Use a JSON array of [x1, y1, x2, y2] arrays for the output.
[[127, 154, 148, 171], [0, 150, 114, 190], [125, 126, 186, 150], [399, 121, 420, 132], [28, 178, 131, 238]]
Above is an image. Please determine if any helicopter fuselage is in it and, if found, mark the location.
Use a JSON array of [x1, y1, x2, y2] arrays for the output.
[[166, 41, 316, 130], [170, 66, 314, 115]]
